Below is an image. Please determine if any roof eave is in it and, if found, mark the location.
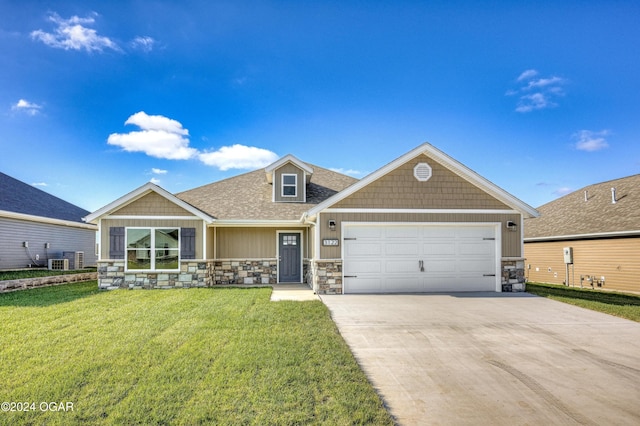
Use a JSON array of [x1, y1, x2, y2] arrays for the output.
[[525, 229, 640, 242], [1, 209, 98, 230]]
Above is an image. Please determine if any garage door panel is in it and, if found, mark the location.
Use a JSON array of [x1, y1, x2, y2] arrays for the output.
[[385, 260, 420, 273], [385, 276, 422, 292], [423, 242, 456, 255], [344, 260, 381, 274], [343, 224, 499, 294], [459, 242, 494, 256], [385, 243, 419, 256], [346, 277, 382, 293], [345, 243, 382, 256], [385, 227, 419, 238]]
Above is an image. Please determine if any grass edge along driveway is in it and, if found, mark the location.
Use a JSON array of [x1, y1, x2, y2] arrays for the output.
[[526, 282, 640, 322], [0, 282, 394, 425]]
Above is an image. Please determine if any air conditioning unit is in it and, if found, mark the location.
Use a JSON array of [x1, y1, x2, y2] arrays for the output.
[[48, 259, 69, 270], [63, 251, 84, 269]]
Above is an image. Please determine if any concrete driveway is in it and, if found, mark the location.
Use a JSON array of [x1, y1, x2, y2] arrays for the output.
[[321, 293, 640, 425]]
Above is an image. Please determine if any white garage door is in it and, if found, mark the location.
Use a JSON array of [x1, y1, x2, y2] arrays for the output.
[[343, 223, 499, 293]]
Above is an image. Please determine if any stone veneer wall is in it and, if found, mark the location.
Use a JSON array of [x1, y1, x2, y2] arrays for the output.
[[97, 258, 296, 289], [97, 260, 210, 290], [314, 260, 343, 294], [0, 272, 97, 293], [501, 259, 526, 292], [211, 259, 277, 285]]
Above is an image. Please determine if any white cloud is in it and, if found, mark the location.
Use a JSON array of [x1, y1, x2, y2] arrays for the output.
[[12, 99, 42, 115], [126, 111, 188, 135], [150, 177, 161, 185], [508, 70, 567, 113], [31, 182, 48, 187], [330, 168, 365, 177], [199, 144, 278, 170], [517, 69, 538, 81], [515, 93, 555, 113], [108, 112, 277, 170], [31, 12, 120, 53], [131, 36, 155, 52], [107, 112, 197, 160], [573, 129, 610, 152]]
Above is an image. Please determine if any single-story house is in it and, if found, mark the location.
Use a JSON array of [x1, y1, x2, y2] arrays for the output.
[[0, 172, 97, 270], [85, 143, 539, 294], [524, 174, 640, 293]]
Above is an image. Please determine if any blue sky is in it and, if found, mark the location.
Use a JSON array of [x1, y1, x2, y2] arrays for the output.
[[1, 1, 639, 212]]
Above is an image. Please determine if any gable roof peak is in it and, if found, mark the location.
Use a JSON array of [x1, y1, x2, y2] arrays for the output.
[[83, 181, 214, 224], [264, 154, 314, 184], [306, 142, 539, 218]]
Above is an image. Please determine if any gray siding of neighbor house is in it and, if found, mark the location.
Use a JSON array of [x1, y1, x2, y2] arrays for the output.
[[0, 217, 97, 269]]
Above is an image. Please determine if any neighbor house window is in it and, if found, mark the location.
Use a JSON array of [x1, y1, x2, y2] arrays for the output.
[[282, 174, 297, 197], [126, 227, 179, 271]]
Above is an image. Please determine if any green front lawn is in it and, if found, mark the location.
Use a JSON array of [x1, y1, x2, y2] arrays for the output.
[[526, 282, 640, 322], [0, 282, 393, 425], [0, 269, 95, 281]]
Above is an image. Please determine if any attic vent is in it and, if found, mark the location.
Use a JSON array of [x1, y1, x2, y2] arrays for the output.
[[413, 162, 432, 182]]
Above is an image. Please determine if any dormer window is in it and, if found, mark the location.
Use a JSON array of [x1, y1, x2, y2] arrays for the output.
[[282, 174, 297, 197]]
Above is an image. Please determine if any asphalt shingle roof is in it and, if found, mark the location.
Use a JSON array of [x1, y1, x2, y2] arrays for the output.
[[0, 172, 89, 223], [524, 174, 640, 239], [176, 164, 358, 221]]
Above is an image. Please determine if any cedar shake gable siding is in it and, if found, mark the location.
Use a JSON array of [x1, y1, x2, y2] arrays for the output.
[[333, 153, 511, 210], [112, 192, 195, 216], [177, 165, 357, 221]]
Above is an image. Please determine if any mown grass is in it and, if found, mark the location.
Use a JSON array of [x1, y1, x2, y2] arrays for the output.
[[0, 282, 393, 425], [0, 269, 96, 281], [526, 282, 640, 322]]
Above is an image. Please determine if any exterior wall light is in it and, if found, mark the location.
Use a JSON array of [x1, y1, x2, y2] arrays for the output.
[[328, 220, 336, 231]]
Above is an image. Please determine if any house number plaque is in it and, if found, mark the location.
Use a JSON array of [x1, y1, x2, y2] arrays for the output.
[[322, 239, 339, 246]]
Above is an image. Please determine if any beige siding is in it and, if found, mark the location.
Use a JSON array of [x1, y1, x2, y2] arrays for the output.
[[274, 163, 305, 203], [215, 227, 308, 259], [525, 238, 640, 293], [101, 218, 204, 259], [318, 212, 522, 259], [334, 154, 510, 210], [113, 192, 194, 216]]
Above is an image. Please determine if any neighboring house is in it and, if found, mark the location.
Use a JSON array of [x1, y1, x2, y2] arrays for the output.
[[0, 172, 97, 270], [85, 143, 539, 294], [524, 174, 640, 294]]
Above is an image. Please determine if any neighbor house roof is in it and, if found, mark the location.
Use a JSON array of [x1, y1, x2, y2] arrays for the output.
[[177, 164, 358, 222], [524, 174, 640, 241], [0, 171, 90, 224]]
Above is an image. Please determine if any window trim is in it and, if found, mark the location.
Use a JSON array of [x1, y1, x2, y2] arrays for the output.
[[281, 173, 298, 197], [125, 227, 181, 272]]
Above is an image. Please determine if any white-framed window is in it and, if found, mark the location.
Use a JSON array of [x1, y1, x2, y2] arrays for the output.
[[282, 174, 297, 197], [126, 227, 180, 271]]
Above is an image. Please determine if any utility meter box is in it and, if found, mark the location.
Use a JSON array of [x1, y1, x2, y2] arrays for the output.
[[563, 247, 573, 264]]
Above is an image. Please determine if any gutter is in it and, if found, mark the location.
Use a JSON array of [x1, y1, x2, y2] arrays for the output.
[[0, 210, 98, 230], [525, 229, 640, 242]]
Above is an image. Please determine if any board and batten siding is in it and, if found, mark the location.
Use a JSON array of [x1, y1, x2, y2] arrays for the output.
[[524, 238, 640, 294], [214, 227, 309, 259], [273, 163, 305, 203], [333, 154, 511, 210], [100, 218, 203, 260], [0, 217, 97, 269], [318, 212, 522, 259]]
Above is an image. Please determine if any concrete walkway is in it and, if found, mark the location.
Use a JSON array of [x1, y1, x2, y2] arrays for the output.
[[270, 283, 319, 301], [322, 293, 640, 426]]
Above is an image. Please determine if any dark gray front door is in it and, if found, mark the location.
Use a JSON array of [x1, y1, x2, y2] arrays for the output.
[[278, 233, 301, 282]]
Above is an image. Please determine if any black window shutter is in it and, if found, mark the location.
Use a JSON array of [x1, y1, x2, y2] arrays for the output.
[[181, 228, 196, 259], [109, 227, 125, 259]]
